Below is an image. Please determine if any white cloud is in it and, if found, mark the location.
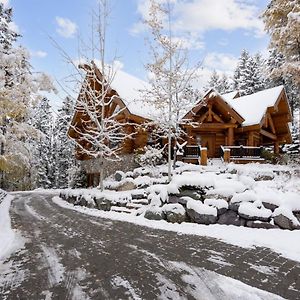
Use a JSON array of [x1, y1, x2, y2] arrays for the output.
[[31, 50, 48, 58], [132, 0, 265, 39], [55, 17, 77, 38], [203, 52, 238, 73]]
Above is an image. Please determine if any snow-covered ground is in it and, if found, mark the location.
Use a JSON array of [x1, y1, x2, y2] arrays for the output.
[[55, 161, 300, 264], [0, 194, 25, 261]]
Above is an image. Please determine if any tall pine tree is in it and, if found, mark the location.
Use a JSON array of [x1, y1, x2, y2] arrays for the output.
[[31, 97, 54, 188], [52, 96, 75, 188]]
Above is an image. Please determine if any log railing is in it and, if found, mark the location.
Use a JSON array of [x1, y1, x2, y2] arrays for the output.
[[221, 145, 264, 162]]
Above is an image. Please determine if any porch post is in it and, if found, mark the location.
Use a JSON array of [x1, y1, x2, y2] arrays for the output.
[[228, 127, 234, 146], [274, 141, 280, 155]]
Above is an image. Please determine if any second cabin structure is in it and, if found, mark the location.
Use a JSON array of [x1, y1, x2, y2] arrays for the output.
[[181, 86, 292, 162]]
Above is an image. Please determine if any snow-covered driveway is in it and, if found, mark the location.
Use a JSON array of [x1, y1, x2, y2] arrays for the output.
[[0, 192, 299, 299]]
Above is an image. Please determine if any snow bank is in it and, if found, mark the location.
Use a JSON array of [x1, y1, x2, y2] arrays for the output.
[[0, 194, 25, 260]]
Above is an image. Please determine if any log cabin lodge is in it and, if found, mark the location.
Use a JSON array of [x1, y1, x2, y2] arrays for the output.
[[68, 62, 292, 185]]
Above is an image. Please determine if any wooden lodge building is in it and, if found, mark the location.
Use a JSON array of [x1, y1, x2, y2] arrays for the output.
[[68, 62, 292, 184]]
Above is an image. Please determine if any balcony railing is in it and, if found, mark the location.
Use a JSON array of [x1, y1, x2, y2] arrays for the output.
[[221, 145, 264, 160]]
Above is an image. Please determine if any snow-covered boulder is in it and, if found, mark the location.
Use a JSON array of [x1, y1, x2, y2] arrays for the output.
[[229, 190, 258, 211], [178, 188, 203, 201], [217, 210, 246, 226], [117, 180, 136, 191], [246, 220, 278, 229], [253, 171, 275, 181], [205, 188, 235, 202], [131, 189, 148, 200], [162, 203, 186, 223], [115, 170, 125, 182], [204, 198, 228, 215], [144, 206, 165, 221], [238, 201, 272, 222], [273, 206, 300, 230], [186, 199, 217, 225], [94, 197, 111, 211]]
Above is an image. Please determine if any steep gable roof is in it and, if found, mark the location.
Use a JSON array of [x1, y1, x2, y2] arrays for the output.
[[225, 86, 286, 126]]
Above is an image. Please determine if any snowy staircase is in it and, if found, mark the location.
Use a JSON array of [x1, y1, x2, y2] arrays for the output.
[[111, 192, 149, 214]]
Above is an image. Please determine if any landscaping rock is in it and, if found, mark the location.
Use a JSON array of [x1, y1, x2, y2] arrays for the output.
[[78, 196, 87, 207], [132, 190, 147, 200], [115, 171, 125, 182], [117, 181, 136, 191], [162, 203, 186, 223], [144, 207, 165, 221], [204, 198, 228, 216], [246, 220, 278, 229], [229, 202, 240, 212], [254, 173, 275, 181], [273, 214, 295, 230], [217, 210, 246, 226], [178, 189, 202, 201], [262, 202, 278, 212], [95, 197, 111, 211], [187, 208, 217, 224], [238, 201, 272, 222], [186, 200, 217, 225], [68, 196, 77, 204]]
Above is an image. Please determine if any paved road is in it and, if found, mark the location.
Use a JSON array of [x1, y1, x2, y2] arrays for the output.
[[0, 192, 300, 300]]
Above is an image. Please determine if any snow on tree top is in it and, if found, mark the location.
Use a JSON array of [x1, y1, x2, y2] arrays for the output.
[[225, 85, 285, 126]]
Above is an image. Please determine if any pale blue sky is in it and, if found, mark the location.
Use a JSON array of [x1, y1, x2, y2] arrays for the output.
[[4, 0, 270, 109]]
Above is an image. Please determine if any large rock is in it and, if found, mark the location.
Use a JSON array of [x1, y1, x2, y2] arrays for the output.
[[115, 170, 125, 182], [187, 208, 217, 224], [238, 202, 272, 222], [246, 220, 278, 229], [162, 203, 186, 223], [217, 210, 246, 226], [204, 199, 228, 216], [77, 196, 87, 207], [262, 202, 278, 212], [178, 189, 203, 201], [144, 207, 165, 221], [186, 200, 217, 225], [117, 181, 137, 191], [273, 214, 295, 230], [95, 197, 111, 211]]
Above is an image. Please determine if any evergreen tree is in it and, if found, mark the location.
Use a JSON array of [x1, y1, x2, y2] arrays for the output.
[[205, 70, 220, 91], [266, 48, 300, 120], [52, 96, 75, 188], [233, 49, 250, 95], [233, 50, 265, 96], [218, 74, 232, 94], [31, 97, 54, 188], [262, 0, 300, 84]]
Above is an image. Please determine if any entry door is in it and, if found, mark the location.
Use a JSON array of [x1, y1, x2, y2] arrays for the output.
[[201, 134, 216, 158]]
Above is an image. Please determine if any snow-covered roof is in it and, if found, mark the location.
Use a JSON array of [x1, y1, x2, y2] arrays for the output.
[[221, 91, 239, 102], [110, 69, 157, 120], [91, 61, 156, 120], [225, 86, 284, 126]]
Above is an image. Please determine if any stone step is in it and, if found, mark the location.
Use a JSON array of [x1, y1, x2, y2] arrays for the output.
[[126, 203, 144, 210], [131, 199, 149, 205], [111, 206, 132, 214]]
